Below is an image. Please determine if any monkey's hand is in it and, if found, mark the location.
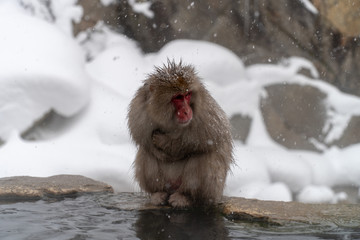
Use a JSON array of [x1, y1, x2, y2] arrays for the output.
[[152, 130, 185, 161], [151, 130, 173, 161], [152, 130, 170, 151]]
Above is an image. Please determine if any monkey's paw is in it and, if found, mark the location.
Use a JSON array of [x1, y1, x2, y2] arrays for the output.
[[169, 192, 191, 208], [152, 131, 166, 149], [150, 192, 169, 206]]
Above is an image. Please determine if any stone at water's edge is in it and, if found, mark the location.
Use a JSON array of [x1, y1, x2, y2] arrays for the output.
[[0, 175, 113, 201], [100, 193, 360, 228], [1, 175, 359, 228], [222, 197, 360, 227]]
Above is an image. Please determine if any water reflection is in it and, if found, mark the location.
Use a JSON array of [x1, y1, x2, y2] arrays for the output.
[[135, 208, 229, 240], [1, 194, 360, 240]]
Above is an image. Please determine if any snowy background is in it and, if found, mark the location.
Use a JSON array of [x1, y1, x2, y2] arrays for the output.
[[1, 0, 360, 204]]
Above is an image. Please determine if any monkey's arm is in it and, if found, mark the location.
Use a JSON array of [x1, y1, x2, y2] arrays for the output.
[[151, 130, 184, 160], [152, 130, 213, 160]]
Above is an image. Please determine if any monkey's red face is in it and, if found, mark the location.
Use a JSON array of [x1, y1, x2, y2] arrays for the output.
[[171, 91, 193, 125]]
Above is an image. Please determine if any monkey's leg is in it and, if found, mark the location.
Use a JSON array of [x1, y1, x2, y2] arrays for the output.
[[135, 148, 172, 206], [134, 148, 165, 194], [178, 152, 227, 205], [168, 192, 191, 208]]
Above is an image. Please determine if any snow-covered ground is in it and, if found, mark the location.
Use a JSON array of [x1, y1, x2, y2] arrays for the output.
[[1, 0, 360, 203]]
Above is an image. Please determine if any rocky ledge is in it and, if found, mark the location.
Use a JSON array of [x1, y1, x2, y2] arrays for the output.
[[0, 175, 113, 201], [0, 175, 359, 227], [222, 197, 360, 227]]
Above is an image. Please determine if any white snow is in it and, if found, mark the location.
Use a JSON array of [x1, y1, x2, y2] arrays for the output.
[[299, 0, 319, 15], [100, 0, 116, 6], [297, 185, 347, 204], [0, 3, 90, 141], [128, 0, 154, 19], [51, 0, 83, 35], [0, 1, 359, 203]]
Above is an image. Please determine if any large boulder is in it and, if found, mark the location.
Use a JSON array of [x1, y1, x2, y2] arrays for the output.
[[74, 0, 360, 96], [313, 0, 360, 37], [229, 114, 252, 143], [260, 83, 360, 151], [260, 83, 327, 151]]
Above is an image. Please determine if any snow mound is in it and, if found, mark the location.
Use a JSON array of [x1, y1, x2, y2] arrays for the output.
[[0, 5, 90, 141], [297, 185, 347, 204], [152, 39, 246, 86], [85, 33, 246, 98]]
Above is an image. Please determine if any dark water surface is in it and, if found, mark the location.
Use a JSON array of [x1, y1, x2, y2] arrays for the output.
[[1, 194, 359, 240]]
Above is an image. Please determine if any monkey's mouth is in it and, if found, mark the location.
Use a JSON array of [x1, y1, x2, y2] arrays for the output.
[[176, 108, 193, 126], [177, 118, 192, 126]]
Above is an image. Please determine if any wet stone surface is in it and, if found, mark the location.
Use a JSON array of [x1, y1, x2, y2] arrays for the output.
[[99, 193, 360, 228], [2, 192, 360, 240], [222, 197, 360, 228], [1, 175, 359, 229], [0, 175, 113, 201]]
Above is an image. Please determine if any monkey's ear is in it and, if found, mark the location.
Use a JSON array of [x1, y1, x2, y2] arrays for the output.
[[143, 82, 154, 92]]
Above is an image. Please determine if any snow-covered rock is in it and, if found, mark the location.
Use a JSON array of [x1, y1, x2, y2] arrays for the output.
[[0, 3, 90, 141], [297, 185, 347, 204]]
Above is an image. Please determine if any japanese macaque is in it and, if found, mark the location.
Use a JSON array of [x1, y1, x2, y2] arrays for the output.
[[127, 60, 233, 208]]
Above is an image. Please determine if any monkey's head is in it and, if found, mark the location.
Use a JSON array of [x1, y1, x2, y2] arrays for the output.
[[146, 60, 202, 128]]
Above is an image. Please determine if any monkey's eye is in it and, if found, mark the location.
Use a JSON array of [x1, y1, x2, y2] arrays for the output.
[[185, 91, 192, 101], [172, 92, 192, 102], [172, 94, 184, 101]]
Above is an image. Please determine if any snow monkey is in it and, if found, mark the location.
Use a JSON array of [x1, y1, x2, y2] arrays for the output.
[[128, 60, 233, 208]]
